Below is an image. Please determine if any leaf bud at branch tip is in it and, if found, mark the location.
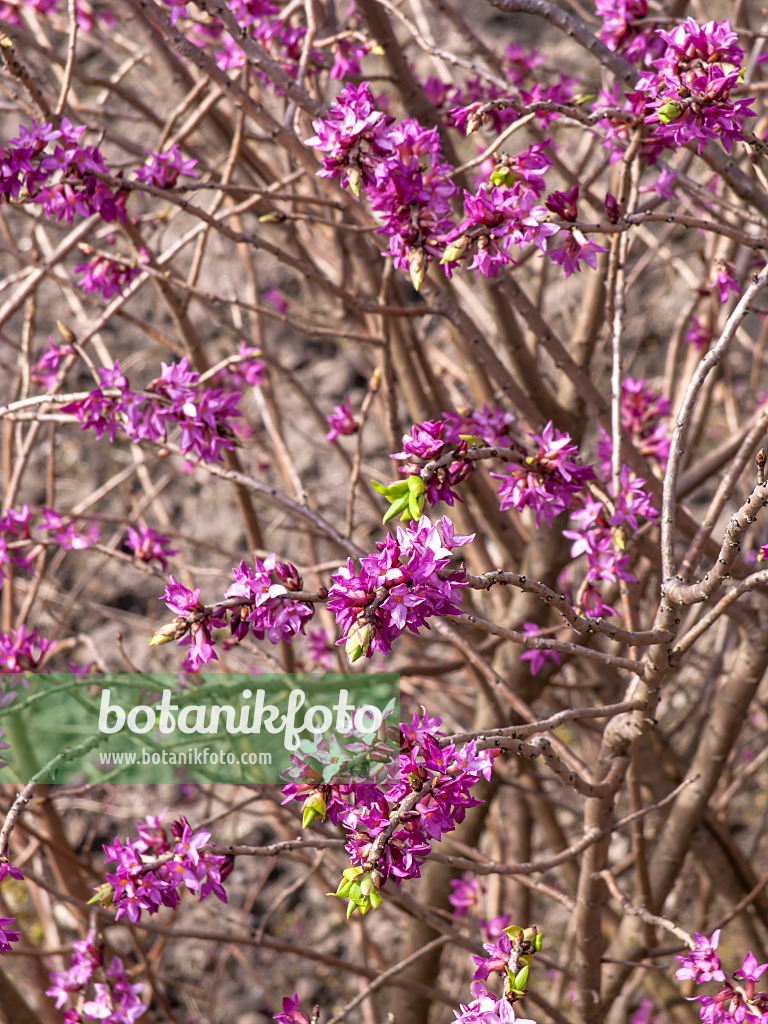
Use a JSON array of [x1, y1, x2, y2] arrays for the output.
[[149, 620, 184, 646], [408, 247, 426, 291], [345, 617, 371, 663], [441, 235, 469, 264], [347, 165, 362, 196]]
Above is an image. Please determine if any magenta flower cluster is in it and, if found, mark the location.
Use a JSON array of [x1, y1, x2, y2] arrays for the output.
[[327, 515, 472, 660], [491, 421, 595, 528], [165, 0, 365, 81], [447, 45, 574, 134], [306, 82, 605, 285], [159, 553, 314, 671], [273, 993, 313, 1024], [637, 20, 755, 153], [283, 709, 495, 892], [449, 179, 559, 279], [0, 624, 55, 674], [0, 916, 21, 957], [325, 395, 359, 442], [0, 118, 127, 225], [0, 503, 115, 595], [596, 0, 663, 65], [73, 253, 143, 301], [60, 357, 251, 463], [134, 145, 198, 189], [101, 814, 229, 925], [47, 937, 146, 1024], [563, 469, 657, 618], [391, 416, 473, 507], [452, 982, 535, 1024], [388, 405, 515, 508], [29, 338, 77, 389], [368, 118, 459, 281], [597, 376, 671, 475], [40, 508, 100, 550], [125, 524, 178, 573], [596, 85, 672, 167], [1, 119, 197, 299], [675, 930, 768, 1024]]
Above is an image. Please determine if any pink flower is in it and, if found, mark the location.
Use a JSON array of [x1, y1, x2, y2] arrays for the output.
[[134, 145, 197, 188], [274, 993, 312, 1024], [325, 396, 359, 442], [126, 525, 178, 572], [520, 622, 562, 675], [491, 422, 594, 528], [0, 917, 21, 955]]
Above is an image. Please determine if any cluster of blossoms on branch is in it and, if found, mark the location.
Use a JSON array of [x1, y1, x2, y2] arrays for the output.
[[445, 43, 575, 135], [282, 708, 495, 915], [274, 884, 543, 1024], [596, 18, 754, 166], [152, 379, 668, 672], [378, 409, 601, 529], [375, 408, 594, 527], [92, 814, 230, 923], [1, 116, 198, 299], [596, 0, 664, 65], [675, 930, 768, 1024], [0, 624, 55, 674], [153, 515, 472, 670], [37, 817, 229, 1021], [305, 81, 605, 287], [597, 377, 671, 475], [303, 15, 756, 291], [0, 0, 116, 31], [61, 354, 262, 464], [154, 552, 316, 671], [0, 118, 126, 225], [0, 499, 175, 591], [160, 0, 368, 80], [328, 515, 472, 662], [637, 20, 754, 154], [47, 942, 146, 1024], [0, 501, 176, 673], [0, 863, 22, 956]]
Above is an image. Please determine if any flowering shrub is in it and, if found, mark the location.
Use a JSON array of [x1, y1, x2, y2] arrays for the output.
[[1, 2, 768, 1023]]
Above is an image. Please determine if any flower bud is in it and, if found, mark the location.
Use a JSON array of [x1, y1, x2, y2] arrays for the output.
[[345, 618, 372, 663], [440, 235, 469, 264], [408, 247, 427, 291], [605, 192, 621, 223], [57, 320, 76, 343], [346, 165, 362, 196], [170, 815, 189, 840], [275, 561, 303, 591], [301, 788, 327, 828], [149, 621, 182, 646], [220, 855, 235, 883]]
